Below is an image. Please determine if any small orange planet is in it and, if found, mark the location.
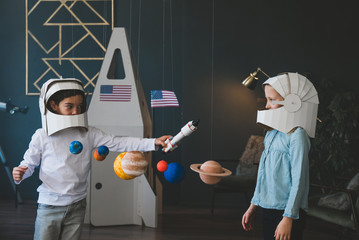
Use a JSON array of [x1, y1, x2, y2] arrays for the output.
[[94, 149, 106, 161], [114, 151, 148, 180], [190, 160, 232, 185], [94, 146, 109, 161]]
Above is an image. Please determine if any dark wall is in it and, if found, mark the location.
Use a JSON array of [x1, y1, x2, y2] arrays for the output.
[[1, 0, 358, 206]]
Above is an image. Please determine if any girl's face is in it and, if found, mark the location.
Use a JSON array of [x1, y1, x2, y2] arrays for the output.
[[50, 95, 84, 115], [264, 85, 284, 110]]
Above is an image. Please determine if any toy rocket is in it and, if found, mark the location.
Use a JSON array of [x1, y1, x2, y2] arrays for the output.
[[163, 120, 200, 153]]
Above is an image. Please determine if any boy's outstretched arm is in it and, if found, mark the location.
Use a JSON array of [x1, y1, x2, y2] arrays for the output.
[[12, 166, 28, 182]]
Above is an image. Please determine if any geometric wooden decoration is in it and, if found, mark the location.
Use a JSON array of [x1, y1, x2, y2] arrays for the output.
[[25, 0, 113, 95]]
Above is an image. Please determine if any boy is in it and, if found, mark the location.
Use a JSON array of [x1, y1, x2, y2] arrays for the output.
[[13, 78, 170, 240]]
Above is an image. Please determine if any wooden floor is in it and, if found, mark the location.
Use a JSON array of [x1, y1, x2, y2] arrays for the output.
[[0, 199, 357, 240]]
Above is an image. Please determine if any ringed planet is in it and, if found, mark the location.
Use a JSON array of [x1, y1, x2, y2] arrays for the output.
[[190, 160, 232, 185]]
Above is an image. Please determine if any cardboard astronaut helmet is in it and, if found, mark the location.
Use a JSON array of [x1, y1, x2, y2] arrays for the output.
[[256, 72, 319, 138], [39, 78, 88, 135]]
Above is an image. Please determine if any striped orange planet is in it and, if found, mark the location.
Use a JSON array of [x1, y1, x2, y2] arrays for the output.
[[113, 151, 148, 180]]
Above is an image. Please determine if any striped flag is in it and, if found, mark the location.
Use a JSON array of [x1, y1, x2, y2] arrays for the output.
[[151, 90, 179, 108], [100, 85, 131, 102]]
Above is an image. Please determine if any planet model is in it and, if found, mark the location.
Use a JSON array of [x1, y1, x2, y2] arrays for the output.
[[157, 160, 168, 172], [94, 145, 109, 161], [94, 149, 105, 161], [98, 145, 109, 156], [190, 160, 232, 185], [69, 141, 83, 154], [113, 151, 148, 180], [164, 162, 185, 183]]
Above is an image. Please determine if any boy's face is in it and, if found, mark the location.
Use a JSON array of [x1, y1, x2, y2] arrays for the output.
[[50, 95, 84, 115], [264, 85, 284, 110]]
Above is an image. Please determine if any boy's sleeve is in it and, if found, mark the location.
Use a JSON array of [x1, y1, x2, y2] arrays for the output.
[[284, 128, 311, 219], [15, 130, 43, 184], [90, 127, 156, 153]]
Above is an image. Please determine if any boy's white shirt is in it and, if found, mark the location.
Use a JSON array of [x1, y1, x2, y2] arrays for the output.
[[16, 126, 155, 206]]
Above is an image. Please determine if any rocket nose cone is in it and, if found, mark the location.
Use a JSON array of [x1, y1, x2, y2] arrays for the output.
[[192, 119, 200, 126]]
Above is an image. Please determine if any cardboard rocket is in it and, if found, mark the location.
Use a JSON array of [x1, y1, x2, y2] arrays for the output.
[[86, 28, 159, 228]]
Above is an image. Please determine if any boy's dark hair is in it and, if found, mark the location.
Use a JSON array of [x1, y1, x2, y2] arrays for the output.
[[47, 89, 86, 113]]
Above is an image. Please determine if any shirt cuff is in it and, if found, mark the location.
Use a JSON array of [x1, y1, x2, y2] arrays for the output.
[[283, 212, 299, 220]]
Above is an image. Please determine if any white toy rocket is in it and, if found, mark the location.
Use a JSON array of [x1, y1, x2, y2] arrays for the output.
[[162, 120, 200, 153]]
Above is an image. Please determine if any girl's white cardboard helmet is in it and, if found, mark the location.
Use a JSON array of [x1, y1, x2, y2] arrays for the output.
[[257, 72, 319, 138], [39, 78, 88, 136]]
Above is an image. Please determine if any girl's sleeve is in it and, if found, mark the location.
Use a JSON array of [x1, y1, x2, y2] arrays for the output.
[[251, 132, 268, 206], [89, 127, 156, 153], [284, 128, 311, 219], [251, 153, 265, 206], [15, 130, 43, 184]]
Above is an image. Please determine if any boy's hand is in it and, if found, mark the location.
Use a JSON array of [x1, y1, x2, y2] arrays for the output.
[[12, 166, 28, 182], [155, 135, 172, 148]]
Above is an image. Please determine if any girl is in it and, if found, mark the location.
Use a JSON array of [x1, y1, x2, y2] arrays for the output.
[[242, 72, 319, 240]]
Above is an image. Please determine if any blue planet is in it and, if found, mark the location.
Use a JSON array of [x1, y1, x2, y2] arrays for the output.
[[164, 162, 185, 184], [98, 145, 109, 156], [69, 141, 83, 154]]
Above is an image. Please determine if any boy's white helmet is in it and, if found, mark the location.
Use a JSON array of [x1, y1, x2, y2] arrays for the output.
[[256, 73, 319, 138], [39, 78, 88, 136]]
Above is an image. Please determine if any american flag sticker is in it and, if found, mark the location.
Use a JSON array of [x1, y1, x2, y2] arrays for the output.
[[100, 85, 132, 102]]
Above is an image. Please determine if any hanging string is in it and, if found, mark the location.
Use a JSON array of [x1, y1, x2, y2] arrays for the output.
[[170, 0, 179, 129], [162, 0, 166, 90], [102, 0, 107, 57], [136, 0, 143, 125], [161, 0, 166, 133], [71, 1, 75, 77], [137, 0, 142, 73], [170, 0, 174, 90], [210, 0, 215, 159], [129, 0, 132, 39]]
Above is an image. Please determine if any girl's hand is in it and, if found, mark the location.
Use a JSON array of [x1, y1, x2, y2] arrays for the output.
[[274, 217, 293, 240], [242, 203, 257, 231], [155, 135, 172, 148], [12, 166, 28, 182]]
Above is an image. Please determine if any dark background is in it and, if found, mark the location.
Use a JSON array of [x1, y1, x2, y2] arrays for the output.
[[1, 0, 358, 207]]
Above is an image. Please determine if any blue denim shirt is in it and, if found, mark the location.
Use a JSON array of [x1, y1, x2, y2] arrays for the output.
[[251, 127, 310, 219]]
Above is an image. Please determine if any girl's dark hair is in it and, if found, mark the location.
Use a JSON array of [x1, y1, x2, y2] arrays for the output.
[[47, 89, 86, 113]]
